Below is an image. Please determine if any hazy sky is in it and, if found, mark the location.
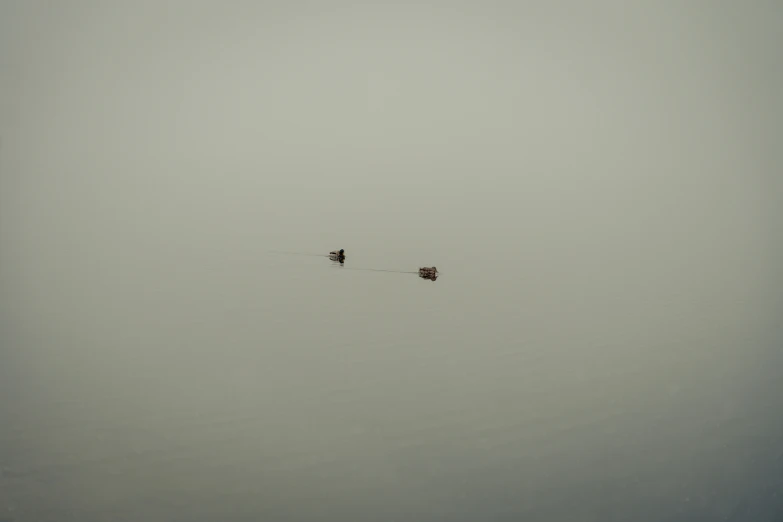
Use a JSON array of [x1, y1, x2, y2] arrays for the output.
[[2, 3, 781, 247]]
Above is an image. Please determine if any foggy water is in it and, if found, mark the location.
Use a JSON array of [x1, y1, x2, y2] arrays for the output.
[[1, 2, 782, 521]]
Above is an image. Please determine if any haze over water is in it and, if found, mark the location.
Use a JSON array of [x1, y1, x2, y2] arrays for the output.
[[1, 2, 782, 521]]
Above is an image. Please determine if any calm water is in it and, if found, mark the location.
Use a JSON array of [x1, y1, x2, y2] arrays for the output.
[[1, 3, 782, 521]]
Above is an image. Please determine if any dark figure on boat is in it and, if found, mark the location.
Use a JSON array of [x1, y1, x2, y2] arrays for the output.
[[419, 267, 438, 281], [329, 249, 346, 264]]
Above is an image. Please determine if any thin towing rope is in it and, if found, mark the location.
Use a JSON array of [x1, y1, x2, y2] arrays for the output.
[[269, 250, 438, 276], [334, 266, 420, 275], [268, 250, 329, 258]]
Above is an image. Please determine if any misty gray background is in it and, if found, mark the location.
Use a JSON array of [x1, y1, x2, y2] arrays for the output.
[[1, 1, 782, 521]]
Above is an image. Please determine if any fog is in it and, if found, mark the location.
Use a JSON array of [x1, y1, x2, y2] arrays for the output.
[[1, 2, 782, 520]]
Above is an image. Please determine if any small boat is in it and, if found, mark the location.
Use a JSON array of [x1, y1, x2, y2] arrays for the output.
[[419, 267, 438, 280]]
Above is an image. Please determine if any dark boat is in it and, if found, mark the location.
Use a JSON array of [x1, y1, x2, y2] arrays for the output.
[[419, 267, 438, 280]]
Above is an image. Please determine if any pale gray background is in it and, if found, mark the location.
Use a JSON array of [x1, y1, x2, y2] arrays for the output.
[[1, 1, 782, 521]]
